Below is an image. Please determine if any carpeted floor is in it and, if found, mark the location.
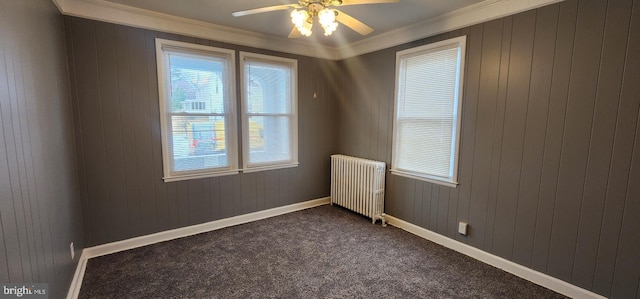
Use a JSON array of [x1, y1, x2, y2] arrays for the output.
[[79, 205, 567, 298]]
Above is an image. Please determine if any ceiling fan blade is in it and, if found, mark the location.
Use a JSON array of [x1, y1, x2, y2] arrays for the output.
[[338, 0, 399, 6], [335, 10, 374, 35], [288, 27, 302, 38], [232, 4, 298, 17]]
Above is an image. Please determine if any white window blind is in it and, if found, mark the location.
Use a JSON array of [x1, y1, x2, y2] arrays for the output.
[[240, 52, 298, 171], [392, 36, 466, 187], [156, 39, 238, 182]]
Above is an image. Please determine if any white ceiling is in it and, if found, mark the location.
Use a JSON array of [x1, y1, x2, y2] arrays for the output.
[[53, 0, 562, 59], [101, 0, 482, 47]]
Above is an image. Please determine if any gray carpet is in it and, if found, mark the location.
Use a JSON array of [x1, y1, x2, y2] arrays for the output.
[[79, 205, 567, 298]]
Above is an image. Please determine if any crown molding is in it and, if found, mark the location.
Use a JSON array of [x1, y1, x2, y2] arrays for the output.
[[53, 0, 342, 60], [336, 0, 563, 57], [52, 0, 562, 61]]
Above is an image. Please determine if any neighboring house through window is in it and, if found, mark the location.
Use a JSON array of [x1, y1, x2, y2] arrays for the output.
[[156, 39, 238, 182]]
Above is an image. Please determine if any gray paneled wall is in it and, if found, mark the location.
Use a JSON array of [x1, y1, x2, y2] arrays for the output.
[[0, 0, 84, 298], [64, 17, 339, 247], [336, 0, 640, 298]]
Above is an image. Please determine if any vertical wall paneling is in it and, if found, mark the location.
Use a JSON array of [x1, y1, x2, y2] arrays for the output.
[[511, 5, 558, 267], [0, 68, 12, 280], [15, 49, 39, 282], [7, 43, 33, 283], [593, 0, 640, 289], [491, 10, 536, 259], [216, 176, 232, 219], [174, 181, 189, 227], [404, 177, 416, 224], [209, 177, 221, 219], [446, 28, 469, 240], [547, 0, 607, 282], [95, 22, 128, 242], [419, 181, 431, 229], [70, 18, 110, 246], [0, 1, 84, 297], [412, 180, 424, 227], [0, 225, 8, 280], [146, 30, 170, 233], [133, 27, 159, 235], [65, 16, 91, 255], [113, 24, 138, 238], [0, 49, 24, 281], [609, 1, 640, 297], [455, 25, 483, 243], [531, 0, 578, 273], [483, 17, 512, 251], [263, 170, 278, 210], [255, 172, 265, 211], [187, 180, 205, 225], [467, 18, 503, 249], [241, 173, 255, 214], [437, 187, 449, 235], [25, 63, 46, 283], [572, 0, 633, 290], [389, 175, 403, 219], [337, 0, 639, 296]]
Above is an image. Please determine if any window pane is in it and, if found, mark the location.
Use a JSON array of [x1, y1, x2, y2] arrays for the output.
[[398, 47, 458, 119], [168, 52, 226, 114], [244, 61, 291, 114], [169, 115, 228, 172], [396, 119, 453, 178], [247, 116, 290, 164]]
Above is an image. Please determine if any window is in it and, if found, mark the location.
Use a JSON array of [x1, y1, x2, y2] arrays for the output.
[[391, 36, 466, 187], [156, 39, 238, 182], [240, 52, 298, 172]]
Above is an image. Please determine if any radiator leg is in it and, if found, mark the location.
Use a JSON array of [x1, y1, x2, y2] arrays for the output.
[[381, 213, 387, 227]]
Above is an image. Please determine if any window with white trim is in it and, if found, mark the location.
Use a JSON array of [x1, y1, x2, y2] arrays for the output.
[[391, 36, 466, 187], [156, 39, 238, 182], [240, 52, 298, 172]]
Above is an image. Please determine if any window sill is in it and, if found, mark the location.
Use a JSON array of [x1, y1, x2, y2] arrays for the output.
[[163, 170, 239, 182], [162, 163, 300, 182], [390, 169, 458, 188], [242, 162, 299, 173]]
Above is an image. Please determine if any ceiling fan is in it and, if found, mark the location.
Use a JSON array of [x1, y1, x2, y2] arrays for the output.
[[232, 0, 399, 38]]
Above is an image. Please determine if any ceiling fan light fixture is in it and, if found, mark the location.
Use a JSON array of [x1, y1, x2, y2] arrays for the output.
[[299, 21, 313, 36], [318, 8, 338, 36], [290, 9, 308, 26], [291, 9, 313, 36]]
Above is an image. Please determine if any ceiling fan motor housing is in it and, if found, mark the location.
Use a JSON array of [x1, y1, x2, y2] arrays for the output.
[[299, 0, 343, 9]]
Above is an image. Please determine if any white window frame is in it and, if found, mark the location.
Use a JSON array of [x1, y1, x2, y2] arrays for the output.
[[239, 52, 298, 172], [391, 36, 466, 187], [156, 38, 238, 182]]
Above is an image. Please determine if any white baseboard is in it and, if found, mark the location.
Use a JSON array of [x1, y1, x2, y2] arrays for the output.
[[385, 215, 607, 299], [66, 250, 88, 299], [67, 197, 330, 299]]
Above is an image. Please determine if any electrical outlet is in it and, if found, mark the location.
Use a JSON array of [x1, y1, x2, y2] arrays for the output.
[[70, 242, 75, 260], [458, 222, 468, 236]]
